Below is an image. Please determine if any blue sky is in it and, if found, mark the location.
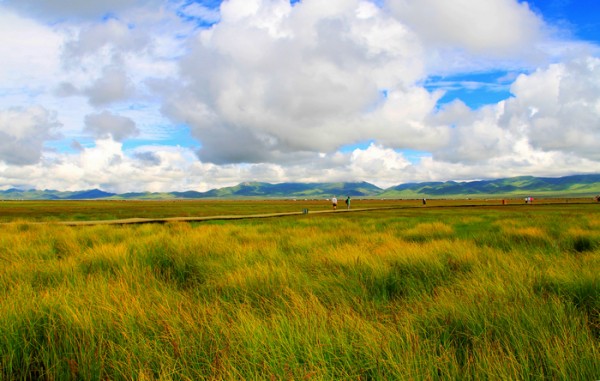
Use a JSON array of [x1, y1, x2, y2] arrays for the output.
[[0, 0, 599, 192], [529, 0, 600, 42], [425, 0, 600, 109]]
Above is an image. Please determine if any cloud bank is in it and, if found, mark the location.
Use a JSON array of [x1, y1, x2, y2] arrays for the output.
[[0, 107, 60, 165], [0, 0, 598, 192]]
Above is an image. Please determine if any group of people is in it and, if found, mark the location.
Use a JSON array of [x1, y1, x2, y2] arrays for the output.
[[331, 196, 351, 210]]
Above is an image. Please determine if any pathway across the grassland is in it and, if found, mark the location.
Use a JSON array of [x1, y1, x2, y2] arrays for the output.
[[56, 207, 394, 226], [4, 201, 596, 226]]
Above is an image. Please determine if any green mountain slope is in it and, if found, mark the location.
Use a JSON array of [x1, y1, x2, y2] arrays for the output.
[[0, 188, 116, 200], [380, 175, 600, 198], [1, 175, 599, 200], [202, 181, 382, 198]]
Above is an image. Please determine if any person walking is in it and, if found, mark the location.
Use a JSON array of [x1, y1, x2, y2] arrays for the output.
[[331, 196, 338, 210], [345, 196, 351, 209]]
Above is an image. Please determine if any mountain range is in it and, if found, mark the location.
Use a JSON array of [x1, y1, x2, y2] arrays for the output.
[[1, 175, 599, 200]]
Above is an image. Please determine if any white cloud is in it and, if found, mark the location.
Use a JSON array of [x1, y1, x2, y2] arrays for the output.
[[428, 57, 600, 166], [384, 0, 559, 76], [1, 0, 161, 22], [0, 8, 63, 97], [168, 0, 427, 164], [348, 144, 412, 187], [362, 87, 449, 151], [62, 18, 150, 61], [409, 150, 600, 184], [85, 111, 139, 141], [433, 104, 513, 163], [387, 0, 545, 57], [0, 0, 599, 192], [133, 151, 162, 166], [505, 57, 600, 159], [0, 106, 61, 165], [1, 140, 209, 193], [84, 66, 136, 106]]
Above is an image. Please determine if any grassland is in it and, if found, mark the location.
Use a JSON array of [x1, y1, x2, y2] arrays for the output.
[[0, 201, 598, 379], [0, 197, 594, 223]]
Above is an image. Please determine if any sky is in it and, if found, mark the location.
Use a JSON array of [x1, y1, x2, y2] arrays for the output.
[[0, 0, 599, 192]]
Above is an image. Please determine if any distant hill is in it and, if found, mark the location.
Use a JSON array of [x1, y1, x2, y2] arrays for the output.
[[0, 188, 117, 200], [1, 175, 599, 200], [199, 181, 382, 198], [66, 189, 116, 200], [379, 175, 600, 198]]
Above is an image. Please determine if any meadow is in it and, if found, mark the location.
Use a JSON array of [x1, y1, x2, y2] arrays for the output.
[[0, 197, 592, 222], [0, 200, 598, 379]]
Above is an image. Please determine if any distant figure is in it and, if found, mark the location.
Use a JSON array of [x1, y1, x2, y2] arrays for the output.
[[595, 195, 600, 203], [422, 198, 427, 206], [332, 196, 338, 210], [345, 196, 351, 209]]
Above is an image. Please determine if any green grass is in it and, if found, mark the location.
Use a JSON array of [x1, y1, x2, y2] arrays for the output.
[[0, 197, 595, 223], [0, 202, 598, 379]]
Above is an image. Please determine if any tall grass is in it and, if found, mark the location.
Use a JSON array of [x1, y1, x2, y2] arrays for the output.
[[0, 198, 595, 222], [0, 204, 598, 379]]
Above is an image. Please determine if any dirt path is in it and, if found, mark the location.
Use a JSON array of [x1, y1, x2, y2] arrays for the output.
[[4, 201, 595, 226], [55, 207, 394, 226]]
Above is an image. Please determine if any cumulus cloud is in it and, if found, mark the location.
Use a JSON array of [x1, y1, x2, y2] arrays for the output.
[[347, 143, 412, 185], [0, 8, 63, 94], [62, 18, 150, 61], [84, 66, 136, 106], [504, 57, 600, 159], [160, 0, 600, 184], [166, 0, 428, 164], [52, 6, 186, 112], [1, 0, 160, 22], [430, 57, 600, 165], [11, 141, 206, 193], [433, 104, 513, 163], [0, 0, 599, 193], [0, 106, 61, 165], [387, 0, 545, 57], [84, 111, 139, 141], [383, 0, 560, 76], [134, 151, 162, 166]]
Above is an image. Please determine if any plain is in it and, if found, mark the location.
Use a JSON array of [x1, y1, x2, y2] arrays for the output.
[[0, 200, 598, 380]]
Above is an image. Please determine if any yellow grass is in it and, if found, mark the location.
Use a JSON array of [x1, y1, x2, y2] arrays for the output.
[[0, 203, 598, 379]]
